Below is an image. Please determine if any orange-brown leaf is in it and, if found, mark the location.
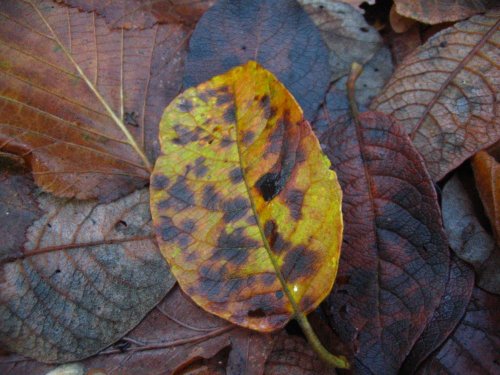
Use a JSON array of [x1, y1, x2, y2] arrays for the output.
[[372, 10, 500, 180], [0, 0, 190, 201], [150, 61, 343, 332], [472, 151, 500, 245]]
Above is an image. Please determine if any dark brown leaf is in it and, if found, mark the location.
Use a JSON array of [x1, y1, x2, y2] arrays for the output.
[[59, 0, 216, 28], [394, 0, 498, 24], [0, 154, 42, 262], [0, 0, 190, 201], [372, 10, 500, 181], [182, 0, 331, 120], [401, 256, 475, 373], [442, 173, 500, 294], [416, 288, 500, 375], [387, 25, 422, 66], [0, 188, 175, 363], [320, 112, 449, 374]]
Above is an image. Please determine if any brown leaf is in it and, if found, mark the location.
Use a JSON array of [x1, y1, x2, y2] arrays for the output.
[[320, 112, 449, 374], [299, 0, 383, 82], [371, 10, 500, 181], [472, 151, 500, 245], [59, 0, 216, 28], [263, 331, 336, 375], [182, 0, 331, 120], [0, 0, 190, 201], [387, 25, 422, 65], [0, 188, 175, 363], [389, 4, 417, 33], [401, 256, 475, 373], [416, 287, 500, 375], [0, 286, 274, 375], [0, 154, 42, 262], [394, 0, 498, 24], [442, 173, 500, 294]]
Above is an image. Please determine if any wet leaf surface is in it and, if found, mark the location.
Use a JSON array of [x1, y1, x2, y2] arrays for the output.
[[0, 155, 42, 262], [151, 61, 343, 331], [372, 10, 500, 181], [321, 112, 449, 374], [182, 0, 331, 120], [416, 287, 500, 375], [0, 188, 175, 363], [442, 173, 500, 294], [60, 0, 216, 28], [0, 286, 274, 375], [394, 0, 498, 24], [472, 151, 500, 245], [401, 256, 475, 373], [0, 0, 191, 201]]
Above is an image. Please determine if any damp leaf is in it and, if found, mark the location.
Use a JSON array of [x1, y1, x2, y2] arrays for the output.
[[0, 0, 191, 201], [372, 10, 500, 181], [150, 61, 343, 332]]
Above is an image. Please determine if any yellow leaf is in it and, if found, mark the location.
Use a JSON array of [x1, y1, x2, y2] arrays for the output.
[[150, 61, 343, 332]]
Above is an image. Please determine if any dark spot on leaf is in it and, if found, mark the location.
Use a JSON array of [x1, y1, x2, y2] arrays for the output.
[[220, 136, 233, 148], [440, 41, 448, 48], [194, 156, 208, 177], [151, 174, 169, 190], [222, 197, 250, 222], [360, 27, 369, 32], [269, 106, 278, 119], [159, 216, 180, 242], [223, 106, 236, 123], [259, 94, 270, 109], [248, 308, 266, 318], [242, 130, 255, 145], [256, 172, 282, 201], [275, 290, 284, 299], [217, 93, 232, 105], [217, 227, 259, 250], [285, 189, 304, 220], [281, 246, 319, 283], [55, 269, 61, 274], [173, 124, 198, 145], [178, 99, 193, 112], [229, 168, 243, 184], [124, 111, 139, 127], [203, 184, 221, 210], [181, 219, 196, 233], [264, 220, 278, 245], [241, 45, 247, 50], [212, 247, 249, 266], [262, 273, 276, 286], [168, 176, 195, 205]]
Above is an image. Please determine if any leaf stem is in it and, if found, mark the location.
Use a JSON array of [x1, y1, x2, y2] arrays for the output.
[[347, 62, 364, 121], [295, 312, 350, 369], [29, 0, 153, 173]]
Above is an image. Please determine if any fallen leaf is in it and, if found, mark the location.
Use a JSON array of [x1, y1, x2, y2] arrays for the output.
[[313, 47, 394, 136], [0, 154, 42, 262], [150, 61, 343, 332], [0, 188, 175, 363], [389, 4, 417, 33], [0, 286, 274, 375], [321, 111, 449, 374], [442, 173, 500, 294], [299, 0, 383, 82], [371, 10, 500, 181], [393, 0, 498, 24], [59, 0, 216, 28], [416, 287, 500, 375], [0, 0, 191, 201], [387, 25, 422, 65], [226, 329, 275, 375], [263, 331, 336, 375], [182, 0, 331, 120], [401, 256, 475, 373], [472, 151, 500, 245]]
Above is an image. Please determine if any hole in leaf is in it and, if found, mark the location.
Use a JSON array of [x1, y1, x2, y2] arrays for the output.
[[248, 308, 266, 318]]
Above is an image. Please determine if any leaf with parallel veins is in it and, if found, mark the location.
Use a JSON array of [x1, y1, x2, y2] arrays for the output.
[[150, 61, 343, 333]]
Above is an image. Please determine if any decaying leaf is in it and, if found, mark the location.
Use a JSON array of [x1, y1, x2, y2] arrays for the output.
[[417, 288, 500, 375], [0, 154, 42, 262], [0, 188, 175, 363], [388, 25, 422, 65], [372, 10, 500, 180], [150, 61, 343, 331], [442, 174, 500, 294], [472, 151, 500, 245], [183, 0, 331, 120], [0, 0, 190, 201], [389, 4, 417, 34], [59, 0, 216, 28], [401, 256, 475, 373], [0, 286, 274, 375], [299, 0, 383, 82], [321, 112, 449, 374], [394, 0, 498, 25]]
